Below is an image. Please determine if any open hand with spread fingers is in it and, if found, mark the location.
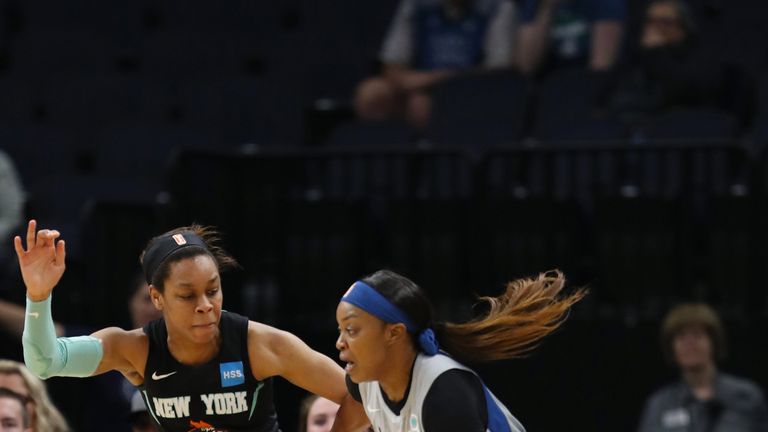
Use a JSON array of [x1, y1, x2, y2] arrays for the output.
[[14, 220, 66, 302]]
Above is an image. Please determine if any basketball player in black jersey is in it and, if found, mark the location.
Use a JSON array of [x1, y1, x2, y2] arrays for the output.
[[16, 220, 355, 432]]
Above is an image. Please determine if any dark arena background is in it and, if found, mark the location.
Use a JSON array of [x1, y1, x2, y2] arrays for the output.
[[0, 0, 767, 431]]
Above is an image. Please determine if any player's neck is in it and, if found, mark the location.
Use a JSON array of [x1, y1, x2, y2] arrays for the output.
[[167, 334, 221, 366], [378, 347, 418, 403]]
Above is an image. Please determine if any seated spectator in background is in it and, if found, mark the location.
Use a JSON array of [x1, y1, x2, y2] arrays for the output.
[[298, 394, 339, 432], [516, 0, 626, 76], [0, 360, 69, 432], [638, 303, 768, 432], [354, 0, 518, 129], [0, 387, 31, 432], [0, 150, 24, 276], [128, 390, 157, 432], [609, 0, 727, 116]]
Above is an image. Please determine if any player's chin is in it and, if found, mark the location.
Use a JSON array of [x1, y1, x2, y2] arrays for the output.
[[190, 323, 218, 340], [345, 362, 368, 383], [347, 371, 362, 383]]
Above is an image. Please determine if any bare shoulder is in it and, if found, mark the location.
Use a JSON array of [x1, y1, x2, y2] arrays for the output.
[[246, 320, 275, 338], [246, 321, 298, 357]]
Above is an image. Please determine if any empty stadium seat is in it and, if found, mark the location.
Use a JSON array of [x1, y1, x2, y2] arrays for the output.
[[427, 71, 530, 147]]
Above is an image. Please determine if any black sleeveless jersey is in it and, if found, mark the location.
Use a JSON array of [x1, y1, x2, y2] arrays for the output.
[[140, 311, 281, 432]]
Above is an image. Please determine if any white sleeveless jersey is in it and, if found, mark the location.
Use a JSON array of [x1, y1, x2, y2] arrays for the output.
[[359, 353, 525, 432]]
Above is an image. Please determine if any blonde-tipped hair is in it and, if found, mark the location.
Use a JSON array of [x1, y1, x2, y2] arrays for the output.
[[0, 359, 70, 432], [437, 270, 587, 362], [362, 269, 586, 364]]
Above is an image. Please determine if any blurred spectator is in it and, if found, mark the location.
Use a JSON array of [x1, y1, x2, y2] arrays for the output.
[[516, 0, 626, 75], [128, 390, 157, 432], [298, 393, 376, 432], [298, 394, 339, 432], [608, 0, 727, 116], [0, 387, 31, 432], [0, 360, 69, 432], [0, 150, 24, 274], [638, 303, 768, 432], [354, 0, 518, 129], [125, 272, 163, 334]]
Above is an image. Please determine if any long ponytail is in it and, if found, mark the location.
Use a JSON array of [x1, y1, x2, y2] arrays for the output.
[[435, 270, 586, 363]]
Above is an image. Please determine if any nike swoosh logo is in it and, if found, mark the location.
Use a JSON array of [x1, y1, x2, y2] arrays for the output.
[[28, 312, 39, 319], [367, 406, 380, 413], [151, 371, 177, 380]]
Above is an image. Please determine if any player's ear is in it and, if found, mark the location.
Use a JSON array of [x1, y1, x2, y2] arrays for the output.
[[149, 285, 164, 310], [385, 323, 407, 346]]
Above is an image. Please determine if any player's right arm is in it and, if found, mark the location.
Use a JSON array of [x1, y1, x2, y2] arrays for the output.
[[15, 220, 147, 382]]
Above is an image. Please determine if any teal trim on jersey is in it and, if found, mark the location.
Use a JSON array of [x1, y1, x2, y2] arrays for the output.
[[248, 381, 265, 421], [142, 390, 162, 427]]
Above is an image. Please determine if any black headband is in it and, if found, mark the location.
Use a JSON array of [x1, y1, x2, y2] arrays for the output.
[[142, 231, 209, 284]]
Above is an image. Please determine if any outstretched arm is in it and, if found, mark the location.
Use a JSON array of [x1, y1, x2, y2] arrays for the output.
[[16, 220, 103, 379], [248, 322, 371, 431], [248, 322, 347, 403]]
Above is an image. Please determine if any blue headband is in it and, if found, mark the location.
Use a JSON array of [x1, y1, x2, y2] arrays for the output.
[[341, 281, 439, 355]]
